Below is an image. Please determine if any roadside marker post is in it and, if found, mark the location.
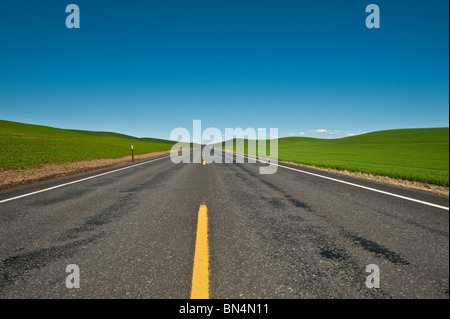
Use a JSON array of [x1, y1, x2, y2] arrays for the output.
[[131, 145, 134, 162]]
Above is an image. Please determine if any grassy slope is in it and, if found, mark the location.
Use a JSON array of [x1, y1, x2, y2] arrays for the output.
[[69, 129, 174, 144], [226, 128, 449, 186], [0, 120, 175, 170]]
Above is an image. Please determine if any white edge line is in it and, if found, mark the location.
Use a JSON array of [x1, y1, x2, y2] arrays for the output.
[[0, 156, 170, 204], [230, 152, 449, 211]]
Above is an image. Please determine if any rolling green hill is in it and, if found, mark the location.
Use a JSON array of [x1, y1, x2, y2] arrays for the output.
[[224, 128, 449, 186], [69, 129, 174, 144], [0, 120, 175, 170]]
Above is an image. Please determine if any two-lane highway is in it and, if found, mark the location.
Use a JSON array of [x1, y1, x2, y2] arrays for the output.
[[0, 149, 448, 298]]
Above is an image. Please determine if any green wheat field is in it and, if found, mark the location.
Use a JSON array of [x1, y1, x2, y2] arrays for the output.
[[225, 127, 449, 186], [0, 120, 175, 170]]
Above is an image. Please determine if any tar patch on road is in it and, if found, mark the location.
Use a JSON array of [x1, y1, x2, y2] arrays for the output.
[[0, 234, 101, 290], [320, 248, 350, 261], [343, 232, 409, 265]]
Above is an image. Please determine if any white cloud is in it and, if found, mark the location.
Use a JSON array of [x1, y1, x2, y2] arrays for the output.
[[288, 129, 366, 138], [306, 129, 365, 138], [288, 132, 305, 136], [309, 129, 329, 134], [308, 129, 346, 136]]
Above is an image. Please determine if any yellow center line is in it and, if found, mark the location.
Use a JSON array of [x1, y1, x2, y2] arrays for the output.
[[191, 204, 209, 299]]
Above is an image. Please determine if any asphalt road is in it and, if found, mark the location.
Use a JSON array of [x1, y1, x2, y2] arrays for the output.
[[0, 148, 448, 299]]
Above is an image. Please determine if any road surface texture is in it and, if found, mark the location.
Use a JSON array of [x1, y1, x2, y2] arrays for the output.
[[0, 148, 448, 299]]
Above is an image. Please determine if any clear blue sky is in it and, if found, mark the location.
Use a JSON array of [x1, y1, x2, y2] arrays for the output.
[[0, 0, 448, 140]]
